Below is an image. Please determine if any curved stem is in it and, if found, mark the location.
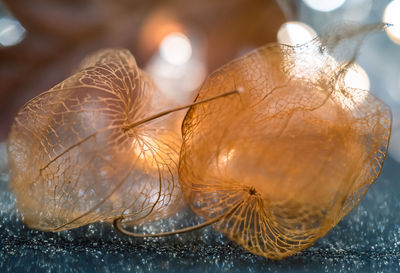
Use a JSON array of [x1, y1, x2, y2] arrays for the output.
[[49, 89, 240, 231], [123, 89, 241, 132], [113, 201, 243, 238]]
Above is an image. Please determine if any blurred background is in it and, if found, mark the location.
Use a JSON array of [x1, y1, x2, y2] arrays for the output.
[[0, 1, 400, 272], [0, 0, 399, 162]]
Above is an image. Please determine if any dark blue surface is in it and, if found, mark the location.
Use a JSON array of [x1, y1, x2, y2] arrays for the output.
[[1, 141, 400, 273]]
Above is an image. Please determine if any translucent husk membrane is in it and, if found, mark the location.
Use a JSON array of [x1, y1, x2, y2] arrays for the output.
[[7, 23, 393, 260], [179, 23, 392, 259], [8, 49, 186, 231]]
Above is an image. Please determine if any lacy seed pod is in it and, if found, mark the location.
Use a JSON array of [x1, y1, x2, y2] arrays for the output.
[[179, 37, 392, 259], [8, 49, 185, 231]]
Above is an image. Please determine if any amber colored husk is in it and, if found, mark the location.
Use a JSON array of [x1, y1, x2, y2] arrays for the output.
[[8, 49, 184, 231], [179, 41, 392, 259]]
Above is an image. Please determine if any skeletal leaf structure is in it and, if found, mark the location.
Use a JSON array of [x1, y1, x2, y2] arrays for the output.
[[8, 24, 392, 260], [8, 49, 184, 231], [179, 28, 392, 259]]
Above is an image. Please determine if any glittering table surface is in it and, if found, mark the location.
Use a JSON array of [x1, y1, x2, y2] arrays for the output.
[[1, 141, 400, 273]]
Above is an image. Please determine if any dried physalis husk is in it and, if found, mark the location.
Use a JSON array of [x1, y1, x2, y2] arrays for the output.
[[8, 49, 185, 231], [179, 25, 392, 259]]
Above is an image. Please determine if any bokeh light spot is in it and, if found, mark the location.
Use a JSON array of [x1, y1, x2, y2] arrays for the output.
[[383, 0, 400, 45], [303, 0, 346, 12], [0, 17, 25, 47], [277, 21, 317, 46], [344, 63, 370, 91], [160, 32, 192, 65], [336, 64, 370, 110]]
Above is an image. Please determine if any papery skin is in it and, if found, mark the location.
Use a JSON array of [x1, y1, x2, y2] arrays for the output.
[[8, 49, 184, 231], [179, 41, 392, 259]]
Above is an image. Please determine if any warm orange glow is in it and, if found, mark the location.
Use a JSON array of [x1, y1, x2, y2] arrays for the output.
[[179, 34, 391, 259], [7, 22, 392, 260], [8, 49, 184, 231], [138, 11, 186, 57]]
